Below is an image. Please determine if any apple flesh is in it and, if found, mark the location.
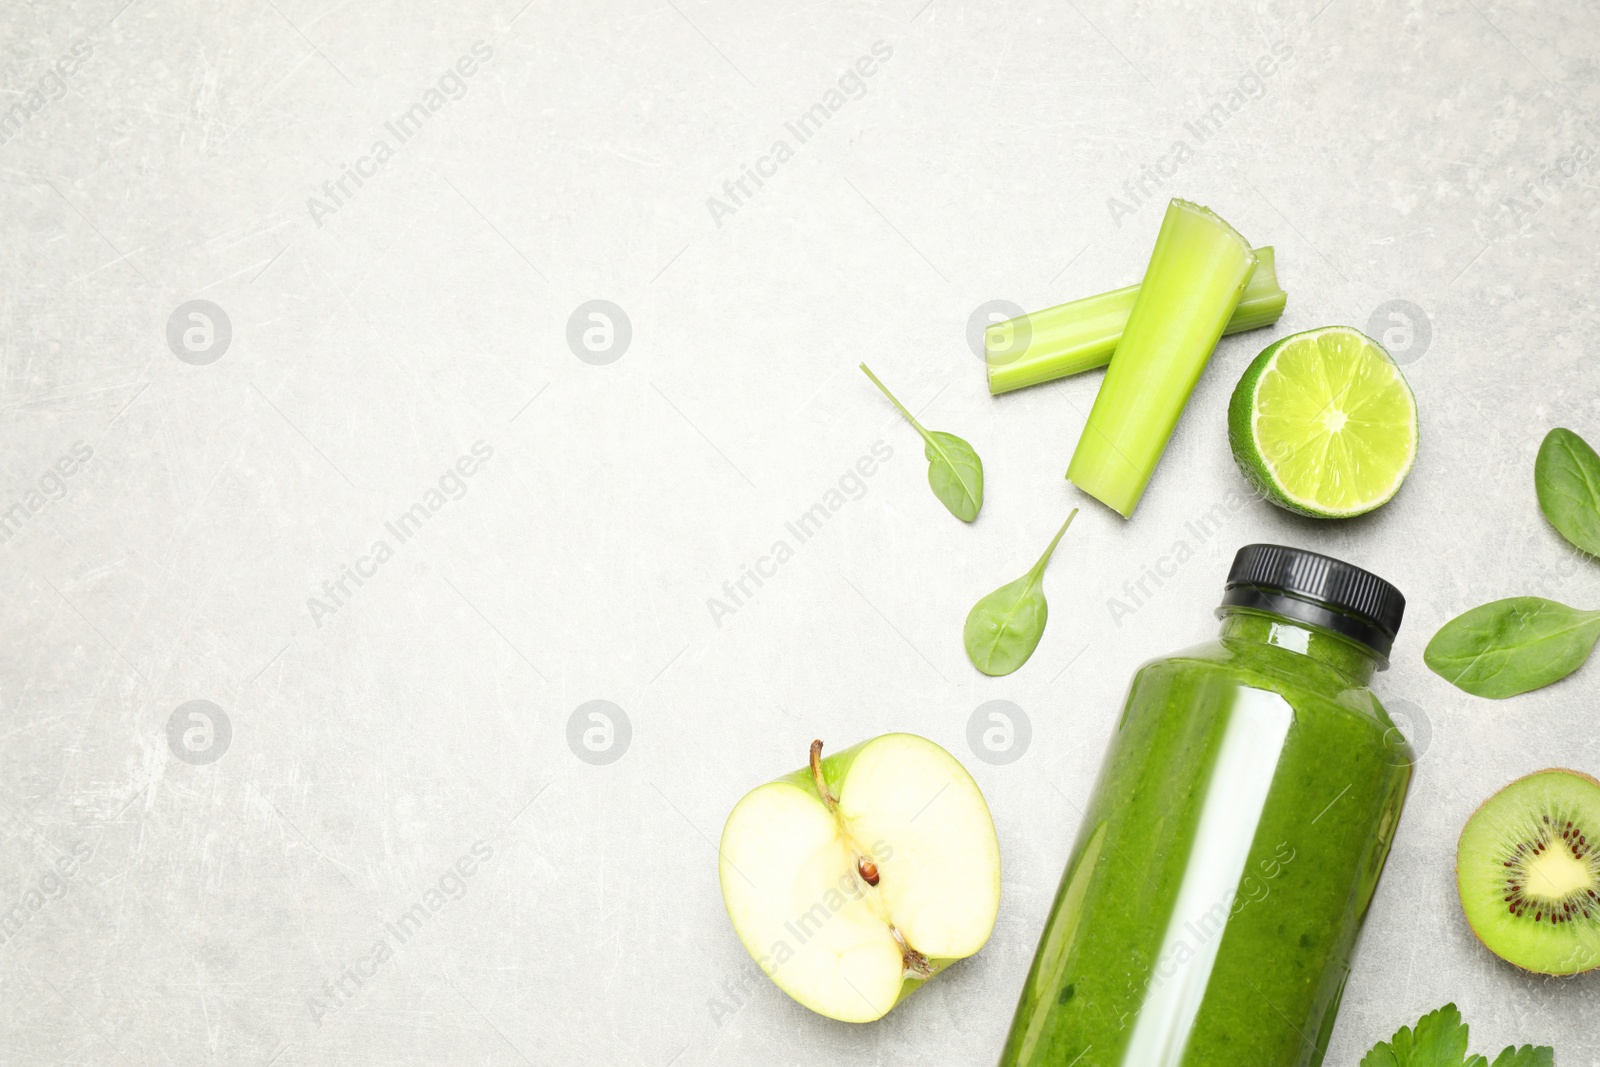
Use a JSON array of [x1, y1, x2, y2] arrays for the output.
[[718, 733, 1002, 1023]]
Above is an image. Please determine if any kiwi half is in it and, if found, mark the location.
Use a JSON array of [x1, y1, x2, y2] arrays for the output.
[[1457, 768, 1600, 975]]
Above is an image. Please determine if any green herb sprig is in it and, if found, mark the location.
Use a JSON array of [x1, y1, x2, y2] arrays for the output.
[[1358, 1003, 1551, 1067]]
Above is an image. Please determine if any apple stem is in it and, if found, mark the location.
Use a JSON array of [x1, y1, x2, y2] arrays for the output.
[[812, 741, 883, 889], [809, 739, 838, 813]]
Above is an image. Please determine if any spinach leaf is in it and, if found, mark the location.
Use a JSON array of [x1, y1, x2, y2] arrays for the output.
[[1535, 427, 1600, 557], [860, 363, 983, 522], [1424, 596, 1600, 698], [924, 431, 983, 521], [963, 510, 1077, 676]]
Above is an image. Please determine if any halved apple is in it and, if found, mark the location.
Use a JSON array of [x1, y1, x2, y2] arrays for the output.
[[718, 733, 1002, 1023]]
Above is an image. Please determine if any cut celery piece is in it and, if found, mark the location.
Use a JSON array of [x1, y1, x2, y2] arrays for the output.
[[1066, 199, 1258, 518], [985, 247, 1286, 395]]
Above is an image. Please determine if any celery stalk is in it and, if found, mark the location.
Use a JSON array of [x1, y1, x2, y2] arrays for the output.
[[985, 247, 1285, 395], [1066, 199, 1258, 518]]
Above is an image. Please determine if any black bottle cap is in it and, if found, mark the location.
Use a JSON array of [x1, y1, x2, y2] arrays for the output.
[[1218, 544, 1405, 662]]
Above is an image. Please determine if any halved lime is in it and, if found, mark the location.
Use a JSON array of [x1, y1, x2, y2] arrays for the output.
[[1227, 326, 1418, 518]]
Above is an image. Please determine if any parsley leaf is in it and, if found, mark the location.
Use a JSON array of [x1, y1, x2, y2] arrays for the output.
[[1359, 1005, 1554, 1067], [1487, 1046, 1555, 1067], [1360, 1004, 1471, 1067]]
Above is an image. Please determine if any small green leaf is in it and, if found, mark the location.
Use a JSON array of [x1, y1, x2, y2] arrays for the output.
[[1359, 1003, 1471, 1067], [1359, 1003, 1553, 1067], [924, 430, 983, 522], [860, 362, 983, 522], [1487, 1046, 1555, 1067], [1536, 427, 1600, 557], [963, 510, 1077, 676], [1424, 596, 1600, 698]]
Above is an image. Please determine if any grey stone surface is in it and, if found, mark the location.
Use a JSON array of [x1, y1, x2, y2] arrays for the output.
[[2, 0, 1598, 1064]]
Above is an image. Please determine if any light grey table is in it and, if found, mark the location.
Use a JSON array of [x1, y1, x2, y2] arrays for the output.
[[3, 1, 1598, 1063]]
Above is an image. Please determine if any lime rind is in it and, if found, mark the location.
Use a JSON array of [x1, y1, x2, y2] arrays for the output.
[[1227, 326, 1418, 519]]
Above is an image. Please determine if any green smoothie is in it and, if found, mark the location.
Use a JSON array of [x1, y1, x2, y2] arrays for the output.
[[1001, 546, 1411, 1067]]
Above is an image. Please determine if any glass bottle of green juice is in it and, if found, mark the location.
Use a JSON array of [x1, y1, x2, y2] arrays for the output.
[[1001, 545, 1411, 1067]]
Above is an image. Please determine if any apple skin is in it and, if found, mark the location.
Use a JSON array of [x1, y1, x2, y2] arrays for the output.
[[717, 733, 1002, 1023]]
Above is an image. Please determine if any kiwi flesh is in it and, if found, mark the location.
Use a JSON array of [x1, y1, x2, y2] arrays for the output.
[[1457, 768, 1600, 975]]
